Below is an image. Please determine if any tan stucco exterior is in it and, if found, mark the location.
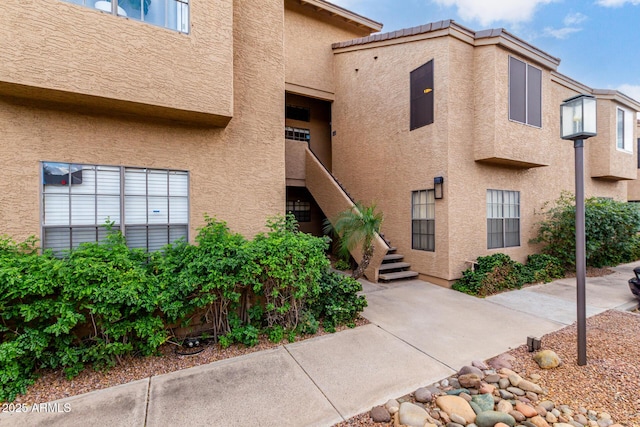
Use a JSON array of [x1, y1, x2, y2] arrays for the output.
[[1, 2, 638, 284], [331, 22, 639, 283], [1, 0, 287, 242]]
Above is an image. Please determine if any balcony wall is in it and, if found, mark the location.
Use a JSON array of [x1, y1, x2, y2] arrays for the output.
[[473, 46, 552, 168], [0, 0, 233, 126], [589, 97, 637, 181]]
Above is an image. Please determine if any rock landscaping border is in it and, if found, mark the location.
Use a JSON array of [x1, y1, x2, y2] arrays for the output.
[[335, 310, 640, 427]]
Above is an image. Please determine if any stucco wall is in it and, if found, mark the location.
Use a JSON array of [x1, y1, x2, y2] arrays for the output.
[[589, 100, 637, 180], [333, 34, 629, 283], [0, 0, 285, 243], [473, 46, 553, 168], [0, 0, 233, 124], [284, 0, 373, 97]]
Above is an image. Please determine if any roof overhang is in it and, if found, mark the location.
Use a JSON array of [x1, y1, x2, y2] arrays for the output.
[[297, 0, 383, 33]]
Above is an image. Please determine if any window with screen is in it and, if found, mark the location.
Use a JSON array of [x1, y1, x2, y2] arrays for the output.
[[42, 162, 188, 254]]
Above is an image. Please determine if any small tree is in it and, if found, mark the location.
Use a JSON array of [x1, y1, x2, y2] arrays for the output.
[[324, 202, 384, 279]]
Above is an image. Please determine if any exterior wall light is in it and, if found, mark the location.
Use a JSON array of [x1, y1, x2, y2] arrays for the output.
[[434, 176, 444, 199], [560, 93, 597, 367]]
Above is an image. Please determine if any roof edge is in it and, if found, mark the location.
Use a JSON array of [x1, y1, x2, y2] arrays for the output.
[[300, 0, 383, 33], [592, 88, 640, 111]]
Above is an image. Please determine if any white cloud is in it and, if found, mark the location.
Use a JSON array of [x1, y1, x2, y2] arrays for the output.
[[596, 0, 640, 6], [542, 26, 582, 39], [432, 0, 555, 26], [617, 84, 640, 102], [563, 12, 587, 25]]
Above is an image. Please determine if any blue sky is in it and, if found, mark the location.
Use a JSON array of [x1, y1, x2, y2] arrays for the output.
[[330, 0, 640, 101]]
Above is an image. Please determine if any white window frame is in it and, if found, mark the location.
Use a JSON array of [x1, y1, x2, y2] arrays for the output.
[[616, 106, 634, 153], [63, 0, 190, 34], [411, 189, 435, 252], [487, 189, 520, 249], [41, 162, 189, 254]]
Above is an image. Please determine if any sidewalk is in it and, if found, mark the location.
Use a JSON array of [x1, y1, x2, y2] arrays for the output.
[[2, 262, 638, 427]]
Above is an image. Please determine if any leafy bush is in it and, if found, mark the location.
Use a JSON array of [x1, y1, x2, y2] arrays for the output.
[[453, 253, 565, 297], [60, 229, 168, 369], [533, 193, 640, 268], [151, 216, 255, 340], [0, 214, 367, 402], [250, 214, 329, 330], [0, 236, 66, 401], [307, 270, 367, 331], [523, 254, 565, 284], [333, 259, 351, 271]]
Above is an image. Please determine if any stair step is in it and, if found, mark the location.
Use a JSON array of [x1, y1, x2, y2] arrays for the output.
[[379, 270, 419, 282], [383, 253, 404, 262], [387, 246, 397, 253], [378, 262, 411, 271]]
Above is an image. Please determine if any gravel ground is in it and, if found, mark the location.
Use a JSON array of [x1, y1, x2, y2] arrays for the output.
[[9, 318, 368, 405], [334, 309, 640, 427]]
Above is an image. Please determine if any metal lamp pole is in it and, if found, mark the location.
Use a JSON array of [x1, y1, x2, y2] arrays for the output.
[[574, 138, 587, 366], [560, 94, 596, 367]]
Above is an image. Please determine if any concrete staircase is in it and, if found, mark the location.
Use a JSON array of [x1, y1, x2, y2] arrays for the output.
[[378, 246, 419, 282]]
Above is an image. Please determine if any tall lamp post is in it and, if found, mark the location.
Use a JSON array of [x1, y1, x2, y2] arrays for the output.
[[560, 94, 597, 366]]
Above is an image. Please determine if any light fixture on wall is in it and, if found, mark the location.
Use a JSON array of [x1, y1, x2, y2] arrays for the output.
[[434, 176, 444, 199], [560, 93, 597, 366]]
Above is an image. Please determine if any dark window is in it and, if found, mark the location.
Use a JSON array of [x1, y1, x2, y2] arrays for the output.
[[637, 138, 640, 168], [286, 105, 311, 122], [285, 126, 310, 142], [411, 190, 435, 251], [286, 200, 311, 222], [509, 57, 542, 127], [487, 189, 520, 249], [410, 60, 434, 131]]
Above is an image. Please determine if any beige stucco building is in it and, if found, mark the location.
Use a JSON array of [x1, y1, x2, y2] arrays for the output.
[[1, 0, 639, 284]]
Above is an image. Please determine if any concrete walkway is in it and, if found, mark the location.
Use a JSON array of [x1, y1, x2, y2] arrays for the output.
[[2, 262, 638, 427]]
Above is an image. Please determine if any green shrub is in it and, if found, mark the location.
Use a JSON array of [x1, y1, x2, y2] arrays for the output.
[[250, 214, 330, 330], [453, 254, 523, 297], [453, 253, 566, 297], [533, 193, 640, 268], [151, 216, 255, 340], [333, 259, 351, 271], [60, 229, 168, 369], [308, 270, 367, 331], [523, 254, 565, 284], [0, 214, 368, 402]]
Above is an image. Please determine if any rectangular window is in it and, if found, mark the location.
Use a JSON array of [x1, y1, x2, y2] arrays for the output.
[[42, 162, 188, 254], [64, 0, 189, 33], [509, 57, 542, 127], [286, 105, 311, 122], [410, 60, 434, 131], [285, 126, 310, 142], [487, 189, 520, 249], [617, 107, 633, 152], [286, 200, 311, 222], [411, 190, 435, 251]]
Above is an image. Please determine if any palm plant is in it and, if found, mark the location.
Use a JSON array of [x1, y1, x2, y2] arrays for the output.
[[323, 202, 384, 280]]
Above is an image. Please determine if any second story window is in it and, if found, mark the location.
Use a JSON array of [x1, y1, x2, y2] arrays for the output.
[[65, 0, 189, 33], [285, 126, 310, 142], [509, 56, 542, 127], [617, 107, 633, 152]]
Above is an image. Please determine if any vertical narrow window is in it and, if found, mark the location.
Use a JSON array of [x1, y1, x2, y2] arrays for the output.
[[410, 60, 434, 130], [487, 189, 520, 249], [617, 108, 625, 149], [411, 190, 435, 251], [616, 107, 634, 152], [509, 57, 542, 127], [637, 138, 640, 168]]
